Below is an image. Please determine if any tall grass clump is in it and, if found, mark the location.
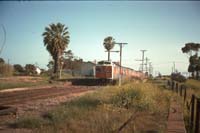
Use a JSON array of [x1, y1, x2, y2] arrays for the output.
[[111, 87, 142, 109]]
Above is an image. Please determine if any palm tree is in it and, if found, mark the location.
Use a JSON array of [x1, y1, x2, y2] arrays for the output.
[[103, 36, 115, 61], [42, 22, 70, 77]]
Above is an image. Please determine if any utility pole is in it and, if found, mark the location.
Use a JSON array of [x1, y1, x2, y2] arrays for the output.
[[115, 42, 128, 86], [141, 50, 147, 73], [145, 57, 149, 74], [173, 62, 176, 73], [149, 62, 152, 75], [135, 50, 147, 73]]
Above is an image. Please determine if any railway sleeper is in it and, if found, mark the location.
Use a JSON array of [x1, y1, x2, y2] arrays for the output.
[[0, 106, 17, 116]]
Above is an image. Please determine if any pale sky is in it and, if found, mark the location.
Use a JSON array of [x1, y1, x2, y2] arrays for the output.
[[0, 1, 200, 75]]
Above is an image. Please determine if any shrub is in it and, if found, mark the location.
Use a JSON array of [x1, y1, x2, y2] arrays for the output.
[[11, 117, 45, 129], [65, 95, 101, 109], [171, 72, 186, 82], [111, 88, 142, 109]]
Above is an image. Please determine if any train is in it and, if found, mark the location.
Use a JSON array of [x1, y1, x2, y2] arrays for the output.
[[95, 60, 145, 82]]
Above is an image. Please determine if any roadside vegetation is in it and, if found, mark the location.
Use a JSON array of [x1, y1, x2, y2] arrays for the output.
[[0, 76, 49, 90], [12, 81, 172, 132]]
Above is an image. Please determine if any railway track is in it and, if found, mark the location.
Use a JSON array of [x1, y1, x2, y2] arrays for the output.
[[0, 85, 97, 106]]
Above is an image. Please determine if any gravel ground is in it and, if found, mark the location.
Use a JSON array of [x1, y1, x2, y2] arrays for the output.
[[0, 84, 100, 132]]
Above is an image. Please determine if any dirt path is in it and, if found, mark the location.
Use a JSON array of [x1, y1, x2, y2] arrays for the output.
[[166, 98, 186, 133]]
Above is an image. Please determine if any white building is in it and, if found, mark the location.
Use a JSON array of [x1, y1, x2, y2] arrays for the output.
[[80, 62, 96, 77], [35, 67, 41, 75]]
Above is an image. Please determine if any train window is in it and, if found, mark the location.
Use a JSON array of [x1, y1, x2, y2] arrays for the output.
[[96, 67, 101, 72], [98, 61, 111, 65]]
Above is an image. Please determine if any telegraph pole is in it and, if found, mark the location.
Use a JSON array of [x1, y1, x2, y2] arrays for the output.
[[141, 50, 147, 73], [115, 42, 128, 86], [135, 50, 147, 73], [173, 62, 176, 73], [149, 62, 152, 75], [138, 50, 147, 73], [145, 57, 149, 74]]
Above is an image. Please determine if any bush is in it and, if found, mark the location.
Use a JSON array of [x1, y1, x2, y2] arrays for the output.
[[11, 117, 45, 129], [0, 63, 13, 77], [111, 88, 142, 109], [171, 73, 186, 82]]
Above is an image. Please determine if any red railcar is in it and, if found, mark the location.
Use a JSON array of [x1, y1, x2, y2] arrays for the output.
[[95, 60, 145, 80]]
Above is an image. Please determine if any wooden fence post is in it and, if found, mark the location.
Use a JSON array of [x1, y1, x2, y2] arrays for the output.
[[180, 85, 183, 97], [172, 81, 174, 91], [167, 80, 170, 86], [195, 98, 200, 133], [190, 94, 195, 130], [184, 86, 187, 102], [175, 82, 178, 93]]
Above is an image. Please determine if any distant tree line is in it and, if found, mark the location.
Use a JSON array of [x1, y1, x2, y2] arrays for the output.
[[0, 57, 42, 77], [181, 42, 200, 79]]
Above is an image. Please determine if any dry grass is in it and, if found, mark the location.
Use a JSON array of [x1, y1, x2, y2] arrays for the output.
[[185, 79, 200, 90], [13, 81, 172, 132], [0, 76, 49, 90]]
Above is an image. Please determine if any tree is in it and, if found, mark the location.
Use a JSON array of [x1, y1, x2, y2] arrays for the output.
[[0, 58, 5, 64], [182, 43, 200, 57], [25, 64, 36, 75], [182, 42, 200, 79], [47, 60, 54, 71], [42, 22, 70, 78], [63, 50, 83, 76], [64, 50, 73, 60], [188, 64, 195, 78], [13, 64, 24, 73], [196, 64, 200, 79], [103, 36, 115, 61]]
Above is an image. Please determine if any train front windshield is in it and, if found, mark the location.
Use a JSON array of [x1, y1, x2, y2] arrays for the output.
[[95, 66, 112, 79]]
